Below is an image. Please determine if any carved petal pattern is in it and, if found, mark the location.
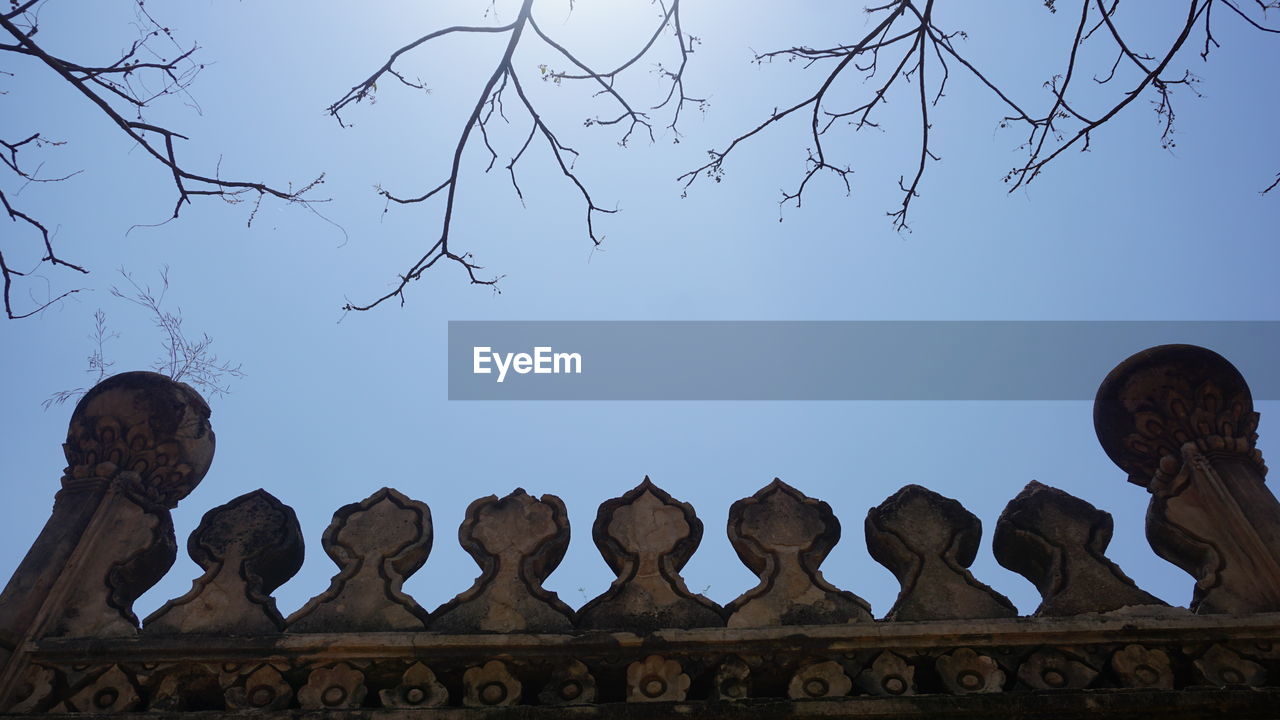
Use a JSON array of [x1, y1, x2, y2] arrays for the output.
[[1110, 645, 1174, 690], [626, 655, 689, 702], [788, 660, 852, 700], [463, 660, 521, 707], [854, 651, 915, 697], [379, 662, 448, 708], [936, 648, 1005, 694], [298, 663, 367, 709]]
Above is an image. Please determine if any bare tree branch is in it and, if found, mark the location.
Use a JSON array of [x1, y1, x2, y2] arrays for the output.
[[333, 0, 697, 311], [0, 2, 325, 319]]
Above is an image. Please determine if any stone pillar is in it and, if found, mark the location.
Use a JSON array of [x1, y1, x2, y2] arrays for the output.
[[0, 372, 214, 705], [1095, 344, 1280, 613]]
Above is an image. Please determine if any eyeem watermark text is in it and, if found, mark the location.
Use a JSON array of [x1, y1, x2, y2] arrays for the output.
[[473, 346, 583, 383]]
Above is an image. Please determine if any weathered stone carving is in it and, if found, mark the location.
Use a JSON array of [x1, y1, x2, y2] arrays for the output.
[[626, 655, 689, 702], [936, 648, 1004, 694], [287, 488, 431, 632], [1016, 648, 1097, 690], [298, 663, 366, 710], [61, 371, 216, 509], [725, 479, 870, 627], [538, 660, 596, 705], [855, 651, 915, 697], [6, 665, 55, 713], [994, 481, 1168, 616], [431, 489, 573, 633], [1110, 645, 1174, 690], [712, 658, 751, 701], [145, 490, 302, 635], [66, 665, 139, 713], [0, 373, 217, 642], [463, 660, 521, 707], [379, 662, 447, 708], [578, 478, 723, 632], [147, 665, 221, 712], [866, 484, 1015, 621], [1194, 644, 1266, 687], [788, 661, 852, 700], [1096, 344, 1280, 613], [224, 664, 292, 711]]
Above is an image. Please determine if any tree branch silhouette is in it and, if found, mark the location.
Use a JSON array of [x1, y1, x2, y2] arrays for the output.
[[331, 0, 698, 312], [0, 1, 324, 319]]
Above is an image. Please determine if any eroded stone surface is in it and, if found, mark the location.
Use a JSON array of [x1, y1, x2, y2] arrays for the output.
[[866, 484, 1015, 621], [431, 489, 573, 633], [288, 487, 431, 632], [994, 481, 1167, 616], [726, 479, 870, 627], [578, 478, 723, 632], [145, 490, 302, 634]]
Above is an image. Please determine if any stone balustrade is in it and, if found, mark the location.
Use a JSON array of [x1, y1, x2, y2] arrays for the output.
[[1, 344, 1279, 718]]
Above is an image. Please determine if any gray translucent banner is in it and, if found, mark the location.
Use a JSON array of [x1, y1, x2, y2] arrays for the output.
[[447, 321, 1280, 400]]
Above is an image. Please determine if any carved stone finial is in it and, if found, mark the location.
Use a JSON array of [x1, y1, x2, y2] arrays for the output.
[[578, 477, 723, 632], [10, 373, 218, 640], [1095, 344, 1280, 613], [430, 489, 573, 633], [288, 488, 432, 632], [145, 490, 302, 635], [726, 479, 870, 626], [993, 481, 1167, 616], [63, 371, 214, 508], [866, 485, 1015, 621], [1095, 344, 1261, 488]]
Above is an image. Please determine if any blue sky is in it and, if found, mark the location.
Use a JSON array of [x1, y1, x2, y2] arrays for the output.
[[2, 1, 1278, 622]]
